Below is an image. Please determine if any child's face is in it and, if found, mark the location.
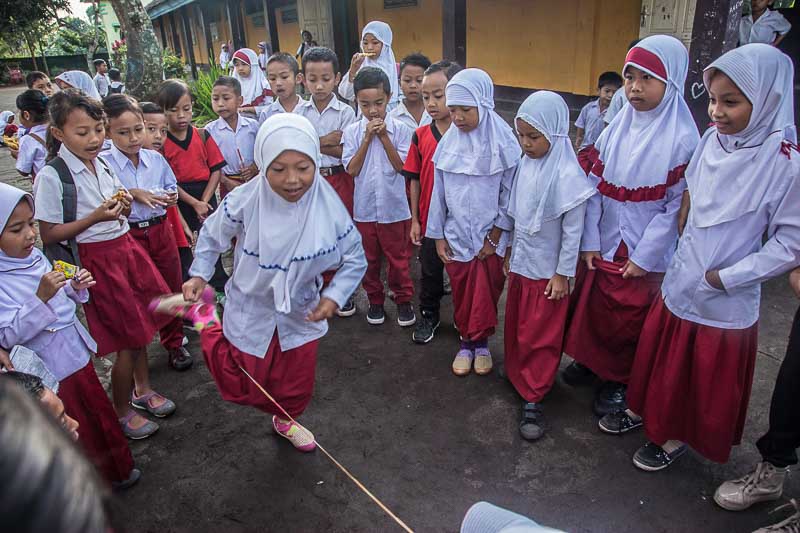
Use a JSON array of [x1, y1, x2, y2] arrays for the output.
[[0, 199, 37, 259], [51, 108, 106, 163], [515, 119, 551, 159], [55, 79, 72, 91], [751, 0, 772, 14], [165, 92, 193, 132], [624, 66, 666, 112], [143, 112, 168, 151], [267, 61, 300, 100], [303, 61, 340, 102], [449, 105, 480, 132], [97, 63, 108, 74], [31, 77, 55, 97], [266, 150, 315, 203], [234, 59, 252, 78], [400, 65, 425, 104], [361, 34, 383, 57], [598, 84, 618, 108], [108, 110, 144, 156], [707, 71, 752, 136], [357, 87, 389, 120], [422, 71, 449, 121], [212, 85, 242, 120]]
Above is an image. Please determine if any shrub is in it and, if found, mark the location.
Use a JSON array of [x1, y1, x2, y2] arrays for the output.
[[162, 48, 185, 80], [190, 60, 226, 126]]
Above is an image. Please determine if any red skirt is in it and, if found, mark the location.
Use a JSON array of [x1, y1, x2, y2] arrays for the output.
[[58, 362, 135, 484], [166, 206, 189, 248], [504, 274, 569, 403], [627, 298, 758, 463], [324, 170, 355, 217], [563, 248, 663, 383], [577, 145, 598, 176], [201, 322, 319, 418], [78, 233, 171, 356], [446, 255, 506, 341]]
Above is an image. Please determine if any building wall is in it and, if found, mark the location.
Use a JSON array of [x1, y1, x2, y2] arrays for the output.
[[206, 4, 232, 65], [243, 4, 270, 50], [274, 5, 301, 54], [355, 0, 443, 60], [97, 1, 122, 52]]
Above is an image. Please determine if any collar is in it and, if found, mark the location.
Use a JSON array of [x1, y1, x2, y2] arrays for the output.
[[107, 144, 151, 170], [302, 94, 346, 114], [394, 100, 413, 118], [167, 126, 194, 151], [29, 123, 48, 135], [430, 122, 443, 142], [58, 144, 95, 175]]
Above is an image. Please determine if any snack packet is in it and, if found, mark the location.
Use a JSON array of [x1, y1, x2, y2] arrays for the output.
[[53, 260, 78, 280]]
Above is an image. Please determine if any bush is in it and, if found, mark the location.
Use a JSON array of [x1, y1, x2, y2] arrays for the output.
[[111, 40, 127, 77], [190, 61, 226, 127], [163, 48, 184, 80]]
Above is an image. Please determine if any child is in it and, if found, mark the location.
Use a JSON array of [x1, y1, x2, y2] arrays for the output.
[[206, 77, 260, 196], [0, 182, 140, 489], [603, 40, 642, 127], [562, 35, 700, 417], [232, 48, 274, 115], [33, 89, 176, 441], [575, 71, 623, 173], [504, 91, 596, 440], [14, 90, 49, 180], [390, 53, 432, 129], [258, 53, 302, 124], [339, 21, 399, 112], [1, 110, 18, 137], [614, 44, 800, 471], [108, 68, 125, 94], [219, 42, 232, 70], [93, 59, 110, 98], [56, 71, 102, 100], [101, 94, 193, 371], [740, 0, 791, 46], [342, 67, 415, 326], [25, 71, 55, 97], [158, 79, 230, 295], [257, 41, 271, 72], [404, 60, 462, 344], [153, 114, 367, 452]]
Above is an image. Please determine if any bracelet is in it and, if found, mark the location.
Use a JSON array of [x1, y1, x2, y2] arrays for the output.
[[486, 233, 498, 248]]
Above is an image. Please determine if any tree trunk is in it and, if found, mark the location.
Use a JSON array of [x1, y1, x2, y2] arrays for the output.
[[25, 37, 39, 71], [108, 0, 164, 100], [37, 38, 50, 77]]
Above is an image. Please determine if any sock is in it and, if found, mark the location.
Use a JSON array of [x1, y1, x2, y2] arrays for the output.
[[661, 439, 684, 453], [625, 409, 642, 422], [473, 338, 488, 350], [460, 339, 473, 351]]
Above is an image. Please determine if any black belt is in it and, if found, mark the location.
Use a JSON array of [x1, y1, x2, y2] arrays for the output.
[[130, 215, 166, 230], [319, 165, 345, 177]]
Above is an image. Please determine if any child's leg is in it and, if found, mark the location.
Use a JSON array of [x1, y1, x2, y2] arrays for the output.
[[355, 221, 385, 305], [378, 220, 414, 304], [111, 349, 138, 417], [419, 237, 445, 317]]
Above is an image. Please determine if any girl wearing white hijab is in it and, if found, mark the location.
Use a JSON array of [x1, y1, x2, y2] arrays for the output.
[[0, 182, 140, 488], [158, 114, 367, 452], [426, 68, 520, 377], [621, 44, 800, 472], [231, 48, 274, 115], [339, 21, 400, 111], [563, 35, 700, 419], [55, 70, 102, 100], [504, 91, 595, 442]]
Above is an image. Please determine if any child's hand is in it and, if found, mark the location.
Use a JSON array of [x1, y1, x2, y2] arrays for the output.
[[182, 277, 207, 303], [620, 260, 648, 279], [581, 251, 601, 271], [92, 199, 124, 223], [117, 191, 133, 210], [320, 130, 343, 147], [477, 236, 497, 260], [705, 270, 725, 290], [10, 149, 18, 159], [240, 163, 259, 181], [221, 175, 243, 192], [545, 274, 570, 300], [435, 239, 453, 264], [0, 347, 14, 371], [37, 271, 67, 303], [130, 189, 170, 209], [503, 251, 511, 276], [409, 219, 422, 246], [790, 268, 800, 299], [306, 297, 338, 322], [678, 190, 690, 236], [70, 268, 96, 291], [166, 191, 179, 207], [193, 201, 211, 221], [349, 53, 366, 79], [365, 119, 382, 138]]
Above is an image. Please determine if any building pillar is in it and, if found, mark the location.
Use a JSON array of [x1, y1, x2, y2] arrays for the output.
[[168, 13, 182, 56], [197, 2, 214, 67], [442, 0, 467, 66], [265, 0, 280, 53], [181, 7, 198, 78]]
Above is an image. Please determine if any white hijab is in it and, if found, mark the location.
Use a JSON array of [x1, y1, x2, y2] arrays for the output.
[[592, 35, 699, 198], [509, 91, 596, 235], [229, 114, 354, 313], [0, 111, 14, 127], [232, 48, 270, 106], [360, 21, 399, 107], [687, 44, 798, 228], [0, 183, 75, 333], [56, 71, 101, 100], [433, 68, 520, 176]]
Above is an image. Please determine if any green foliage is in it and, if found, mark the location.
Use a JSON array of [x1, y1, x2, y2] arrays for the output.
[[190, 61, 226, 127], [162, 48, 185, 80], [45, 17, 107, 55], [112, 42, 128, 77]]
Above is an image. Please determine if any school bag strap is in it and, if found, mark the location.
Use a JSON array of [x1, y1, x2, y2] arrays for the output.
[[27, 132, 46, 147], [42, 156, 82, 268], [198, 127, 209, 143]]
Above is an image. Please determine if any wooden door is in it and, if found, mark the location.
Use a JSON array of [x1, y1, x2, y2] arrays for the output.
[[640, 0, 696, 49], [296, 0, 334, 51]]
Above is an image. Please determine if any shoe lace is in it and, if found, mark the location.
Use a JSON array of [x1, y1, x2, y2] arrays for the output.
[[740, 462, 773, 494], [764, 499, 800, 532]]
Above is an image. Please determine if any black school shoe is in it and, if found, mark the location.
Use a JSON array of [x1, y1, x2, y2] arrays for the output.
[[397, 303, 416, 327], [519, 402, 545, 441], [367, 304, 385, 325], [593, 382, 627, 417], [599, 410, 643, 435], [561, 361, 597, 386], [633, 441, 688, 472], [412, 311, 440, 344], [168, 347, 194, 371], [336, 296, 356, 317]]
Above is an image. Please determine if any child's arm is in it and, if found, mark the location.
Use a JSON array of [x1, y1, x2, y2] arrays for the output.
[[203, 169, 221, 206], [38, 200, 124, 245], [310, 226, 368, 322], [579, 172, 603, 270], [344, 122, 375, 177], [478, 166, 516, 260], [409, 179, 422, 245], [320, 130, 344, 158], [547, 202, 589, 299], [425, 169, 453, 263], [377, 126, 406, 173], [574, 128, 585, 151], [0, 270, 69, 348], [678, 190, 690, 235], [773, 33, 787, 46]]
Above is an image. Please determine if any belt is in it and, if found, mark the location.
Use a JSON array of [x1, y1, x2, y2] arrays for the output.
[[130, 215, 166, 230], [319, 165, 345, 177]]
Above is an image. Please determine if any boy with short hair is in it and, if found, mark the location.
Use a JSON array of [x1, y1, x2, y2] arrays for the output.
[[404, 60, 463, 344], [258, 52, 303, 124], [575, 71, 623, 173], [25, 71, 55, 97], [343, 67, 415, 327], [390, 53, 432, 130], [93, 58, 110, 98], [109, 68, 125, 94]]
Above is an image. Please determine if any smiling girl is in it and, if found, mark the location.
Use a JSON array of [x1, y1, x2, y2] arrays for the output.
[[339, 21, 400, 112], [231, 48, 274, 115]]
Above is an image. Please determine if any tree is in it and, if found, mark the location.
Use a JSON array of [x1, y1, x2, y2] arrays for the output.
[[0, 0, 71, 72], [45, 17, 108, 57], [107, 0, 164, 99]]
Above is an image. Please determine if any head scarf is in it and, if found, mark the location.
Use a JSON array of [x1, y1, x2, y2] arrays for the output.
[[591, 35, 699, 200], [231, 48, 269, 106], [0, 183, 75, 332], [433, 68, 520, 176], [231, 114, 354, 314], [55, 71, 101, 100], [360, 21, 399, 107], [0, 111, 14, 125], [509, 91, 596, 235], [687, 44, 797, 228]]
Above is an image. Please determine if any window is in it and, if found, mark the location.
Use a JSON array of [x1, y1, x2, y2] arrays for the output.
[[384, 0, 418, 7]]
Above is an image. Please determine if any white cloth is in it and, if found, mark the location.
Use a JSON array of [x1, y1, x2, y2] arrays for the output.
[[575, 99, 606, 148], [257, 97, 301, 125], [189, 114, 366, 355], [461, 502, 565, 533], [739, 9, 791, 45], [205, 115, 259, 176], [219, 49, 231, 69], [294, 96, 357, 167], [56, 71, 101, 100], [232, 48, 271, 107], [15, 123, 47, 177], [604, 86, 627, 124], [101, 145, 177, 222], [338, 21, 400, 107], [0, 111, 13, 127], [93, 73, 110, 98], [389, 100, 432, 130]]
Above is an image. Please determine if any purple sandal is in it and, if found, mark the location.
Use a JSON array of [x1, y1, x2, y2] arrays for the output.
[[119, 410, 159, 440], [131, 390, 176, 418]]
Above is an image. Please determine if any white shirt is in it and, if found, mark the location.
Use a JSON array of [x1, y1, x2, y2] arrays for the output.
[[338, 76, 400, 114], [220, 51, 231, 69], [205, 115, 259, 176], [388, 100, 432, 131], [257, 97, 301, 125], [295, 96, 357, 168], [15, 123, 47, 177], [739, 10, 791, 45], [34, 144, 130, 243], [604, 87, 627, 125], [342, 115, 412, 224], [101, 145, 177, 223], [575, 100, 606, 149], [93, 73, 110, 98], [110, 81, 125, 94]]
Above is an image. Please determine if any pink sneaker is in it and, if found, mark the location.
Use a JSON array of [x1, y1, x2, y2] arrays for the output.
[[272, 416, 316, 452], [148, 287, 219, 331]]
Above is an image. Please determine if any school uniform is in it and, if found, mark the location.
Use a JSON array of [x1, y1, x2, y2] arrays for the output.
[[389, 100, 432, 131], [190, 114, 366, 417], [564, 36, 699, 385], [56, 71, 101, 100], [33, 145, 171, 356], [628, 44, 800, 463], [575, 99, 606, 174], [740, 9, 791, 45], [338, 21, 400, 112], [257, 97, 302, 125], [342, 114, 414, 305], [102, 145, 184, 353], [425, 69, 521, 342], [109, 81, 125, 94], [604, 87, 627, 125], [505, 92, 595, 403], [205, 114, 259, 196], [93, 72, 110, 98], [14, 123, 47, 179]]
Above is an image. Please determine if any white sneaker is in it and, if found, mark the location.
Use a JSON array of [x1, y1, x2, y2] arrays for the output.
[[753, 499, 800, 533], [714, 462, 788, 511]]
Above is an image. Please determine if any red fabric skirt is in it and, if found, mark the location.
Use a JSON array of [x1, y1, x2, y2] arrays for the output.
[[577, 145, 598, 176], [78, 233, 171, 356], [166, 206, 189, 248], [627, 298, 758, 463], [504, 274, 569, 403], [324, 170, 355, 217], [563, 245, 663, 383], [201, 323, 319, 418], [58, 362, 135, 484], [446, 254, 506, 341]]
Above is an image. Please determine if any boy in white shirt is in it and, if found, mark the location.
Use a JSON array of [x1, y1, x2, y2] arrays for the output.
[[389, 53, 432, 130], [258, 53, 302, 124], [93, 59, 110, 98], [739, 0, 791, 46], [575, 71, 622, 173]]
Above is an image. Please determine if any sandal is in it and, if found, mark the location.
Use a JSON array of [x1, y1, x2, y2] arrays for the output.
[[272, 416, 316, 452], [149, 287, 219, 331], [599, 410, 643, 435], [519, 402, 545, 441], [119, 410, 159, 440], [131, 390, 176, 418]]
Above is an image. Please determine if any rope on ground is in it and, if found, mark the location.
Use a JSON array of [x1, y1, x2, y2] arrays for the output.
[[238, 365, 415, 533]]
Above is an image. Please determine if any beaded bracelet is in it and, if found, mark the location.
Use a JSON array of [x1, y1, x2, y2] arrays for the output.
[[486, 233, 498, 248]]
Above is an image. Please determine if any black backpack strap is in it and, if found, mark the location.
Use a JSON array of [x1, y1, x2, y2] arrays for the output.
[[198, 127, 208, 143], [43, 156, 81, 267]]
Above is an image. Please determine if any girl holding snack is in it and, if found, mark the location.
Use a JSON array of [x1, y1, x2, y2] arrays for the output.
[[339, 21, 400, 111]]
